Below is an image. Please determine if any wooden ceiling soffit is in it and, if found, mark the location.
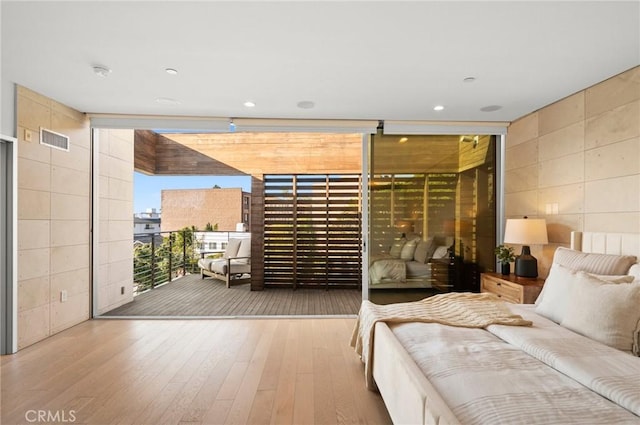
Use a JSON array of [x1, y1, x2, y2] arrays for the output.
[[139, 131, 362, 176]]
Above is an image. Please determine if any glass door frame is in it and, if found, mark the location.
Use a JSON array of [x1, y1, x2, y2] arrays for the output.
[[1, 134, 18, 354], [361, 124, 507, 298]]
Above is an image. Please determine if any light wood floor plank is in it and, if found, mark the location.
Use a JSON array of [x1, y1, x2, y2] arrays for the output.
[[269, 321, 298, 425], [0, 319, 391, 425]]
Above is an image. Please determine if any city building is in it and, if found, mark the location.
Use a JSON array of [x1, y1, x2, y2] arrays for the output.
[[133, 208, 162, 243], [160, 188, 251, 232]]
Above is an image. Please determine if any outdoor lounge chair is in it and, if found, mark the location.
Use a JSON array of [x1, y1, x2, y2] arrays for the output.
[[198, 238, 251, 288]]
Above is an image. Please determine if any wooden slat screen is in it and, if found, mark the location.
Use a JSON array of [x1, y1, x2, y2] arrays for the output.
[[264, 174, 362, 289]]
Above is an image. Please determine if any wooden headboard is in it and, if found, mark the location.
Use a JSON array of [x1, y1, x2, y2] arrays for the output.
[[571, 231, 640, 259]]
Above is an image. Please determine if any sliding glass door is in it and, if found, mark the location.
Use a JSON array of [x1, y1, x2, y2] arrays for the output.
[[367, 133, 497, 303]]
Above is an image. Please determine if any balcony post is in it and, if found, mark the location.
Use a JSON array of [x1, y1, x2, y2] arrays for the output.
[[150, 235, 156, 289], [168, 231, 173, 282], [183, 229, 187, 275]]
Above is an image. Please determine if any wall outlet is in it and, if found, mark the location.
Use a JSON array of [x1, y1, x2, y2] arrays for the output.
[[121, 286, 125, 295], [24, 129, 33, 142], [60, 290, 68, 302]]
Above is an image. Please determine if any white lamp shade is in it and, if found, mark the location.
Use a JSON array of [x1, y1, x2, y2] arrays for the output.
[[504, 219, 548, 245]]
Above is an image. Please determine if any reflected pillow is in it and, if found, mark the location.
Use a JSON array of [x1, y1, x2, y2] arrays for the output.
[[414, 238, 436, 264], [400, 238, 419, 261], [389, 239, 406, 258]]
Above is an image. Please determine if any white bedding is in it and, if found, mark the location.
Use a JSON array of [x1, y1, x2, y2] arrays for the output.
[[386, 305, 640, 424], [369, 254, 407, 283]]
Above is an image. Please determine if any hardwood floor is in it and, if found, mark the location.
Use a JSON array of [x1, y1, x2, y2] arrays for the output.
[[1, 318, 391, 425]]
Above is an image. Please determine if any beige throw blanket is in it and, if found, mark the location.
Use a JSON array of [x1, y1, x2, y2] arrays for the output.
[[350, 292, 532, 389]]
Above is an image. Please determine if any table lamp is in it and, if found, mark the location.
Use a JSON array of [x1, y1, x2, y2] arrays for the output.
[[503, 217, 548, 278]]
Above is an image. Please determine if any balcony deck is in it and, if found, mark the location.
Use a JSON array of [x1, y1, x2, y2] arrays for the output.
[[103, 273, 362, 317]]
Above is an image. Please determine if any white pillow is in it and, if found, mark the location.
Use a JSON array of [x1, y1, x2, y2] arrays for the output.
[[534, 264, 634, 323], [628, 263, 640, 281], [389, 239, 406, 258], [413, 238, 435, 264], [552, 247, 636, 275], [535, 263, 578, 323], [561, 272, 640, 354], [432, 246, 450, 259], [400, 238, 419, 261]]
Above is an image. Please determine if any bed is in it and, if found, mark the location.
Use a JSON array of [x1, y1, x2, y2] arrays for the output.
[[369, 235, 452, 289], [355, 231, 640, 424]]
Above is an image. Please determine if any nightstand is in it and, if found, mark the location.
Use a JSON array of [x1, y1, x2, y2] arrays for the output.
[[480, 273, 544, 304]]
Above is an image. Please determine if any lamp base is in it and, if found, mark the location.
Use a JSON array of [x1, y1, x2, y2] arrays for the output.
[[514, 246, 538, 278]]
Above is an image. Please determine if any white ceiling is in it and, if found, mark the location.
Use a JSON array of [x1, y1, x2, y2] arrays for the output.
[[2, 1, 639, 124]]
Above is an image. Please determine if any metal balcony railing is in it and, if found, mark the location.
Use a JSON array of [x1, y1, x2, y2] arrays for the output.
[[132, 230, 250, 295]]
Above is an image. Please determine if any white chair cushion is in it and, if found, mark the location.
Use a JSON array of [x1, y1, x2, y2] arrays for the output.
[[225, 238, 243, 258], [235, 238, 251, 264], [209, 259, 251, 275]]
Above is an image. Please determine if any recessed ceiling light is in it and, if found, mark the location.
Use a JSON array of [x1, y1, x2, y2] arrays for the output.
[[165, 68, 178, 75], [93, 65, 111, 78], [155, 97, 181, 105], [480, 105, 502, 112], [433, 105, 445, 111], [463, 77, 476, 83], [398, 137, 408, 144], [297, 100, 315, 109], [243, 101, 256, 108]]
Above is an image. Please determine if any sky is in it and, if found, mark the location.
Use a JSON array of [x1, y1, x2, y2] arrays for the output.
[[134, 172, 251, 213]]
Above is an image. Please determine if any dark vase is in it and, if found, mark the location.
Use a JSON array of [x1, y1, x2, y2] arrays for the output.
[[500, 263, 510, 275]]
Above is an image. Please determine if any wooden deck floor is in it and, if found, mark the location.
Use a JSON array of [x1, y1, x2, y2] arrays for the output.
[[104, 274, 363, 317]]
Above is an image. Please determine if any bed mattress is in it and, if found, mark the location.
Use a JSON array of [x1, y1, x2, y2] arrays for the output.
[[376, 304, 640, 424]]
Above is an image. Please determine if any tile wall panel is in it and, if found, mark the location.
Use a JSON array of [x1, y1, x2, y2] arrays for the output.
[[17, 220, 50, 250], [538, 122, 585, 161], [504, 190, 538, 218], [505, 112, 538, 146], [584, 212, 640, 234], [538, 92, 584, 136], [506, 66, 640, 278], [18, 276, 50, 312], [50, 294, 89, 334], [16, 86, 90, 349], [96, 128, 134, 315], [18, 189, 50, 220], [50, 268, 90, 300], [51, 193, 89, 220], [51, 145, 90, 173], [505, 139, 538, 171], [584, 174, 640, 213], [505, 164, 538, 193], [17, 305, 49, 349], [17, 126, 51, 163], [51, 166, 90, 196], [537, 152, 584, 188], [585, 100, 640, 149], [50, 220, 90, 247], [584, 137, 640, 181], [50, 245, 90, 275], [18, 248, 50, 281], [585, 67, 640, 118], [18, 157, 51, 191], [537, 183, 584, 215]]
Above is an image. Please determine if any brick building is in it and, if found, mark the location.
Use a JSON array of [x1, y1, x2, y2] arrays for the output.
[[161, 188, 251, 232]]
